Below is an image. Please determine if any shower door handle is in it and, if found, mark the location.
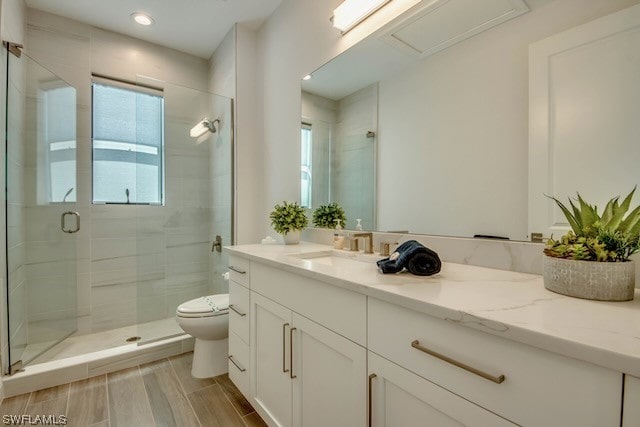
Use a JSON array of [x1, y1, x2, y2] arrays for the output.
[[61, 211, 80, 234]]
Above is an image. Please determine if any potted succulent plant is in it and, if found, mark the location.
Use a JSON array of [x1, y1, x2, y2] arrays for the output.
[[312, 202, 346, 229], [270, 201, 308, 245], [543, 188, 640, 301]]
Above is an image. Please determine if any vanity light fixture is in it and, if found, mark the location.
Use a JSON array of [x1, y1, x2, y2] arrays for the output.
[[131, 13, 155, 26], [190, 118, 220, 138], [302, 74, 312, 81], [332, 0, 391, 34]]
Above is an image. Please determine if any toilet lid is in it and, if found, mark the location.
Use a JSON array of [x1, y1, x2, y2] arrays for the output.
[[177, 294, 229, 317]]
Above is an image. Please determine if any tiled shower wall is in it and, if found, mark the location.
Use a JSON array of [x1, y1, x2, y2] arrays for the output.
[[23, 8, 222, 335], [333, 84, 377, 231], [300, 84, 377, 230]]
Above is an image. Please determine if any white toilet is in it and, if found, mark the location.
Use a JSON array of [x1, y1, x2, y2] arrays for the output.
[[176, 294, 229, 378]]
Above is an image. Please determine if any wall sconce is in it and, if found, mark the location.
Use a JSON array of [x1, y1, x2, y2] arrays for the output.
[[190, 118, 220, 138], [332, 0, 392, 34]]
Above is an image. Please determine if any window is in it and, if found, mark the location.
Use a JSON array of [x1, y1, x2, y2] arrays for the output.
[[301, 123, 312, 208], [39, 83, 76, 203], [92, 78, 164, 205]]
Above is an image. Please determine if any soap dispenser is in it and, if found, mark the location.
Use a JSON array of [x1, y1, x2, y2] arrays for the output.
[[333, 219, 345, 249]]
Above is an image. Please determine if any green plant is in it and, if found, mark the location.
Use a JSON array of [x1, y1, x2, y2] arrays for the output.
[[312, 202, 346, 228], [270, 201, 308, 235], [545, 188, 640, 262]]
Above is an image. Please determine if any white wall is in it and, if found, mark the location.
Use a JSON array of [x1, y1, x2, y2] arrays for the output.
[[235, 24, 264, 244], [255, 0, 640, 240], [208, 26, 235, 99]]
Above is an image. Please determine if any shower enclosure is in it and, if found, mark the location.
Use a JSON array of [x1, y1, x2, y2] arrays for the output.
[[3, 44, 233, 374]]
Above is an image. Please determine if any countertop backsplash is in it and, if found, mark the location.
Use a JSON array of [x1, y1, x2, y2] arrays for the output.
[[302, 228, 640, 287], [302, 228, 544, 274]]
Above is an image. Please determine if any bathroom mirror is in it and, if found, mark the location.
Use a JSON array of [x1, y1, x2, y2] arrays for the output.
[[301, 0, 640, 242]]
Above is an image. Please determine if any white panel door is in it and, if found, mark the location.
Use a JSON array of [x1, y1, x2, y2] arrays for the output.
[[250, 292, 293, 427], [291, 313, 367, 427], [529, 3, 640, 238], [368, 352, 516, 427]]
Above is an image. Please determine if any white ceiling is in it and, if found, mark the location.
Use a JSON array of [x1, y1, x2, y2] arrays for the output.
[[25, 0, 283, 59]]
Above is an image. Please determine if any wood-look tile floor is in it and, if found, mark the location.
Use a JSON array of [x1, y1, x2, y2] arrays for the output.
[[0, 352, 266, 427]]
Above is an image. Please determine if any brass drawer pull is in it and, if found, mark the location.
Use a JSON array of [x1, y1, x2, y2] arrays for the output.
[[290, 327, 297, 379], [229, 304, 246, 316], [368, 373, 376, 427], [282, 323, 290, 373], [228, 266, 246, 274], [411, 340, 505, 384], [228, 355, 246, 372]]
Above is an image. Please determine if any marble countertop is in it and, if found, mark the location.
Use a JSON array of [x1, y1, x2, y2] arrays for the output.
[[226, 242, 640, 377]]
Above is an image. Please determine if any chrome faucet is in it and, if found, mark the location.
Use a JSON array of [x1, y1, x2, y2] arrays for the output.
[[353, 232, 374, 254]]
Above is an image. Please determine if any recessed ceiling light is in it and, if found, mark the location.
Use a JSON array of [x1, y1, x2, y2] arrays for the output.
[[303, 74, 312, 80], [131, 13, 154, 26]]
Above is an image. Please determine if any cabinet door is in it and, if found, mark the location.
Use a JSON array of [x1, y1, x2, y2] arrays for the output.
[[292, 313, 367, 427], [251, 292, 293, 427], [368, 352, 516, 427], [623, 375, 640, 426]]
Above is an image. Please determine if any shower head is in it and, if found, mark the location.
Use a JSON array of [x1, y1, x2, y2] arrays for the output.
[[190, 118, 220, 138]]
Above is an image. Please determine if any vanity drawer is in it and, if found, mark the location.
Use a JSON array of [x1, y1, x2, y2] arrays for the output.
[[229, 280, 250, 344], [251, 262, 367, 346], [368, 297, 621, 427], [229, 255, 250, 287], [228, 331, 250, 399]]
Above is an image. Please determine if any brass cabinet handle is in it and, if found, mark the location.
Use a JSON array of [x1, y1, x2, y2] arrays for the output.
[[228, 355, 246, 372], [229, 304, 246, 317], [228, 266, 246, 274], [411, 340, 505, 384], [282, 323, 290, 373], [290, 327, 297, 379], [368, 373, 376, 427]]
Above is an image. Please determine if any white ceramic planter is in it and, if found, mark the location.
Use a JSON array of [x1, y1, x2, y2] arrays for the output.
[[543, 256, 635, 301], [282, 229, 301, 245]]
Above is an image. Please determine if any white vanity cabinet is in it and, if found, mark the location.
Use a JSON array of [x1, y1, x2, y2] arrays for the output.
[[623, 375, 640, 426], [368, 297, 622, 427], [368, 352, 515, 427], [291, 312, 366, 427], [227, 255, 252, 397], [228, 248, 630, 427], [235, 259, 367, 427], [250, 292, 294, 427], [250, 290, 367, 427]]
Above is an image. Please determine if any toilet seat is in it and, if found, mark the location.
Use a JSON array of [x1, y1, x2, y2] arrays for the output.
[[176, 294, 229, 318]]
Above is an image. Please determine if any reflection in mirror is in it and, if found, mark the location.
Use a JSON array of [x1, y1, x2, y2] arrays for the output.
[[300, 84, 377, 230], [302, 1, 638, 241]]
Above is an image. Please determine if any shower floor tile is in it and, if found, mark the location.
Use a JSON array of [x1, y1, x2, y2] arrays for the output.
[[26, 317, 184, 365]]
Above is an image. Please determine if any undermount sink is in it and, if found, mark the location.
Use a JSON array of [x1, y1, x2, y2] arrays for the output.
[[288, 250, 381, 266]]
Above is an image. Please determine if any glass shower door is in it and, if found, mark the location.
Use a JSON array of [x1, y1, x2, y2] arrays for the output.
[[135, 82, 233, 344], [5, 50, 78, 371]]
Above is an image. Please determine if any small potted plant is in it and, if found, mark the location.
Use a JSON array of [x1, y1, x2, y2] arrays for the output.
[[312, 202, 346, 229], [270, 201, 308, 245], [544, 188, 640, 301]]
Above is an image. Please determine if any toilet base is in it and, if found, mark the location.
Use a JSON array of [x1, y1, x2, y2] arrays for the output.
[[191, 337, 228, 378]]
